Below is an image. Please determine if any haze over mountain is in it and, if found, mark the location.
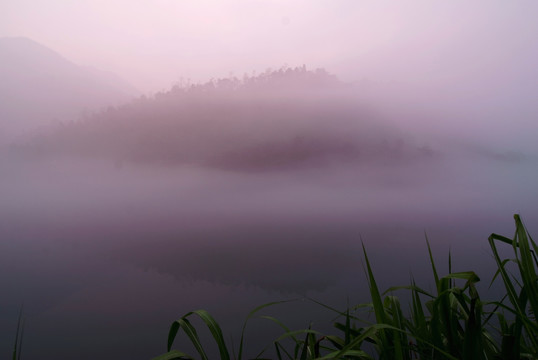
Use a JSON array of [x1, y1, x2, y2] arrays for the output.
[[0, 37, 139, 143], [16, 66, 438, 172]]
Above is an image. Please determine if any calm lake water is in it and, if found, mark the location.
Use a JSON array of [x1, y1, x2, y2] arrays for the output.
[[1, 153, 537, 359]]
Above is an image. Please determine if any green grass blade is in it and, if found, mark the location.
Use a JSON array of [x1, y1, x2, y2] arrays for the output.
[[254, 316, 298, 358], [315, 325, 384, 360], [189, 310, 230, 360], [488, 234, 523, 315], [238, 300, 295, 360], [386, 296, 406, 360], [307, 297, 364, 323], [259, 316, 295, 341], [273, 329, 322, 344], [361, 243, 386, 325], [17, 318, 24, 360], [425, 233, 440, 294], [12, 306, 23, 360], [299, 326, 311, 360], [449, 247, 453, 288], [362, 243, 393, 357], [344, 308, 350, 346], [176, 317, 207, 360], [488, 259, 511, 289], [462, 293, 484, 359], [274, 341, 294, 360], [166, 310, 230, 360], [151, 350, 194, 360], [383, 284, 435, 299], [514, 215, 538, 327]]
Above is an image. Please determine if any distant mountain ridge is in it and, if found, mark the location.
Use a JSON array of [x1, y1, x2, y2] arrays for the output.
[[0, 37, 139, 142]]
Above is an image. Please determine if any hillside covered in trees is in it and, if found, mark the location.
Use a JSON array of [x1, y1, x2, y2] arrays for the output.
[[16, 67, 434, 171]]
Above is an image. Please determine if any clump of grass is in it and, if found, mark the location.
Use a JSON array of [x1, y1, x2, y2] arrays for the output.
[[153, 214, 538, 359]]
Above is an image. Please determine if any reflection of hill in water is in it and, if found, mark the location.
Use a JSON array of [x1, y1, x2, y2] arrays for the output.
[[111, 224, 364, 294], [17, 67, 435, 171]]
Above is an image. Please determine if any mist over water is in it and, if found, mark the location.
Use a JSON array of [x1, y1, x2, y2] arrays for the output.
[[1, 78, 537, 358], [1, 2, 538, 359]]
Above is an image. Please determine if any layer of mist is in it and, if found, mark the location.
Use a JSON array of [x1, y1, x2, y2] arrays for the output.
[[14, 66, 436, 172], [1, 43, 538, 360], [0, 37, 139, 142]]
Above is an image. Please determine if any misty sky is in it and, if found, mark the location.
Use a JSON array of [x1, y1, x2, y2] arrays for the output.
[[2, 0, 537, 94], [2, 3, 538, 359]]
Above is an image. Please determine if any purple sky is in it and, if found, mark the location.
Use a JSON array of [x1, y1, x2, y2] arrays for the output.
[[2, 1, 537, 94], [2, 3, 538, 359]]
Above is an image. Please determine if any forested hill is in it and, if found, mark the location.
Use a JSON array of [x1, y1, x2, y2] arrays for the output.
[[16, 67, 434, 171]]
